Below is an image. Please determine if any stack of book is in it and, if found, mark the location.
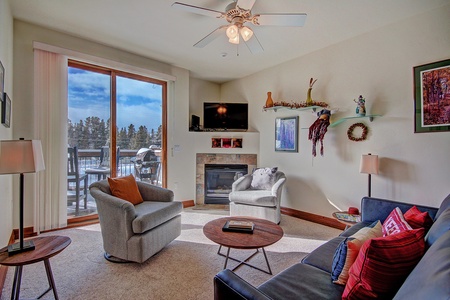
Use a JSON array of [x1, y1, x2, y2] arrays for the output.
[[222, 220, 254, 233]]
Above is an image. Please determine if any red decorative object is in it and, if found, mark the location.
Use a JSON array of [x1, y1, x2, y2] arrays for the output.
[[348, 207, 359, 215], [308, 109, 331, 157]]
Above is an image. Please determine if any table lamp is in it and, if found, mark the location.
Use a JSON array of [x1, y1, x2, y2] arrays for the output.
[[0, 139, 45, 255], [360, 153, 378, 197]]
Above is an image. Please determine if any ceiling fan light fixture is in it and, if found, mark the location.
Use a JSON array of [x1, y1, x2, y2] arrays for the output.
[[226, 24, 239, 39], [240, 26, 253, 41], [229, 34, 240, 44]]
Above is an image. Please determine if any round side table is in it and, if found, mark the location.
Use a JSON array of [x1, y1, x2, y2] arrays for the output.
[[332, 212, 361, 230], [0, 235, 71, 300]]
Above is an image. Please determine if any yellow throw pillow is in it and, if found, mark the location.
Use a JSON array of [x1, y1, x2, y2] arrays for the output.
[[107, 174, 144, 205]]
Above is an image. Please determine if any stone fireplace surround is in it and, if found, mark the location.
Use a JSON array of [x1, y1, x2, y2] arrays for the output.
[[196, 153, 257, 205]]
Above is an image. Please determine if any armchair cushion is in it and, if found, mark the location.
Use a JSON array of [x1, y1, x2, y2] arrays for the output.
[[229, 190, 277, 207], [251, 167, 278, 190], [107, 174, 143, 205], [132, 201, 183, 234]]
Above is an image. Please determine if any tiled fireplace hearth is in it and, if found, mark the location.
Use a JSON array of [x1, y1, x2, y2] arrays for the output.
[[196, 153, 257, 205]]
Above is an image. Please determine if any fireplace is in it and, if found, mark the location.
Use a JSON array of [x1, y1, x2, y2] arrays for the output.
[[204, 164, 248, 204], [196, 153, 257, 205]]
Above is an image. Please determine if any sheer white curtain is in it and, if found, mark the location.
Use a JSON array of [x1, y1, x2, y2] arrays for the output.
[[33, 49, 68, 231]]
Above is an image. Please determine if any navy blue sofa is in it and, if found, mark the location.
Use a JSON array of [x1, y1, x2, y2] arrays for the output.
[[214, 195, 450, 300]]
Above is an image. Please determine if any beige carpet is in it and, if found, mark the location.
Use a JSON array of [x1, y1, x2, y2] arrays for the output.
[[1, 209, 340, 300]]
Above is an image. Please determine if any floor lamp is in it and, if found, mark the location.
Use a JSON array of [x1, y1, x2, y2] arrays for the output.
[[360, 153, 379, 197], [0, 139, 45, 256]]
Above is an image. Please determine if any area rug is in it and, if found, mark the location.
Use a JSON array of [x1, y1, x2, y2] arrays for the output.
[[1, 209, 340, 300]]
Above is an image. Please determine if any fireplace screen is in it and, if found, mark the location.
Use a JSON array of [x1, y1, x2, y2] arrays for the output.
[[204, 164, 248, 204]]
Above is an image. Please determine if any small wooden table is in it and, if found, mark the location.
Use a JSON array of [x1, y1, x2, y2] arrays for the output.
[[332, 212, 361, 230], [203, 217, 283, 274], [0, 235, 71, 300]]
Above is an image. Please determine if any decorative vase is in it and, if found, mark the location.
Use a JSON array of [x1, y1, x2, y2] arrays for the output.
[[306, 78, 317, 106], [265, 92, 274, 108], [306, 88, 313, 106]]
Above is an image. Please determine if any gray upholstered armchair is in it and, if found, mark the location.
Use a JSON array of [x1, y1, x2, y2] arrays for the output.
[[89, 179, 182, 263], [228, 169, 286, 224]]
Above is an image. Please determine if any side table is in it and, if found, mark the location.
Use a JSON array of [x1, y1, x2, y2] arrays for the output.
[[0, 235, 71, 300], [332, 212, 361, 230]]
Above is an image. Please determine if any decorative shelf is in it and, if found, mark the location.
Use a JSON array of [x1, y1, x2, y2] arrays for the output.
[[329, 114, 382, 127], [263, 105, 327, 113]]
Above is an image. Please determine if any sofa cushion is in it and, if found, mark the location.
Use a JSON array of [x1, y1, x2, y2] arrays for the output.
[[333, 221, 382, 285], [338, 221, 372, 237], [425, 207, 450, 248], [393, 230, 450, 300], [302, 236, 345, 273], [404, 205, 433, 231], [229, 190, 277, 207], [132, 201, 182, 234], [343, 228, 425, 300], [258, 263, 344, 300], [382, 207, 412, 236], [107, 174, 143, 205], [250, 167, 277, 190]]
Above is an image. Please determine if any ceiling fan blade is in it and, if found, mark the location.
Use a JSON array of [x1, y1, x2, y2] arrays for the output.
[[194, 25, 228, 48], [253, 13, 307, 26], [172, 2, 224, 18], [243, 33, 264, 54], [236, 0, 256, 10]]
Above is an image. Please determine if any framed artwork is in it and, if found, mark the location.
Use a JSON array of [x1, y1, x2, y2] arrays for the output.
[[2, 93, 11, 128], [221, 138, 232, 148], [211, 138, 221, 148], [0, 60, 4, 103], [232, 138, 242, 148], [414, 59, 450, 133], [275, 116, 299, 152]]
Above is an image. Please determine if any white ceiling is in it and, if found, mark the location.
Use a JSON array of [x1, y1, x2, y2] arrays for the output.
[[10, 0, 448, 83]]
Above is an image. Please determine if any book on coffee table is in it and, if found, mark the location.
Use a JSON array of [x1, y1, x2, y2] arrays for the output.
[[222, 220, 254, 233]]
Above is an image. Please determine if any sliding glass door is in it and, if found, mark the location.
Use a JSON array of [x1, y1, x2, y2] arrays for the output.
[[67, 60, 167, 218]]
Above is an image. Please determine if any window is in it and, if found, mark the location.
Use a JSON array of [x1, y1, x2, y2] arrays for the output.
[[67, 60, 167, 217]]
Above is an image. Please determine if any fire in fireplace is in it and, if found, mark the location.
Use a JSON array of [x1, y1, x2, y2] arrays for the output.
[[204, 164, 248, 204]]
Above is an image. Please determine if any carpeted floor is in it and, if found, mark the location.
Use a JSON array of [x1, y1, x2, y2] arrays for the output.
[[1, 208, 340, 300]]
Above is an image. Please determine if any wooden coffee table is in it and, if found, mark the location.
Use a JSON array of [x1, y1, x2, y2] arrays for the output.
[[203, 216, 283, 274]]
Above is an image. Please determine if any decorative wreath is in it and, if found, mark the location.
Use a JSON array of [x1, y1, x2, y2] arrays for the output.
[[347, 122, 368, 141]]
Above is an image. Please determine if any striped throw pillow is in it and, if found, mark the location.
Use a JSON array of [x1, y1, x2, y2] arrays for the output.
[[342, 228, 425, 300]]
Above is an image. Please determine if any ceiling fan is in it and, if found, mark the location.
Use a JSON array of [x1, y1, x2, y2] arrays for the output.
[[172, 0, 307, 54]]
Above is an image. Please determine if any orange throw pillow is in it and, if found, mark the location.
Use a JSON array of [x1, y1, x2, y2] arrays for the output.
[[107, 174, 143, 205]]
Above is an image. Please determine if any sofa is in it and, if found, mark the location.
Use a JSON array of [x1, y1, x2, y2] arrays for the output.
[[214, 194, 450, 299], [89, 179, 182, 263]]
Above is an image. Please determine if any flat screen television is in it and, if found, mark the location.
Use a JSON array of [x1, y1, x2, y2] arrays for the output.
[[203, 102, 248, 131]]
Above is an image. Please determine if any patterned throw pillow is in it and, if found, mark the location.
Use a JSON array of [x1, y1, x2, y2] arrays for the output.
[[343, 228, 425, 300], [332, 221, 382, 285], [404, 206, 433, 231], [250, 167, 278, 190], [108, 174, 144, 205], [382, 207, 412, 236]]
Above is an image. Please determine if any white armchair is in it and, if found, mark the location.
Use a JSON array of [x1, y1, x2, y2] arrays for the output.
[[228, 168, 286, 224]]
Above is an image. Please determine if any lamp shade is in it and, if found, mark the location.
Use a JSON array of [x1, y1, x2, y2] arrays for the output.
[[360, 153, 379, 175], [0, 140, 45, 174]]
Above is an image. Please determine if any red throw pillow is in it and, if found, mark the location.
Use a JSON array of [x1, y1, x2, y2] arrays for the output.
[[108, 174, 144, 205], [382, 207, 412, 236], [404, 206, 433, 231], [342, 228, 425, 300]]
